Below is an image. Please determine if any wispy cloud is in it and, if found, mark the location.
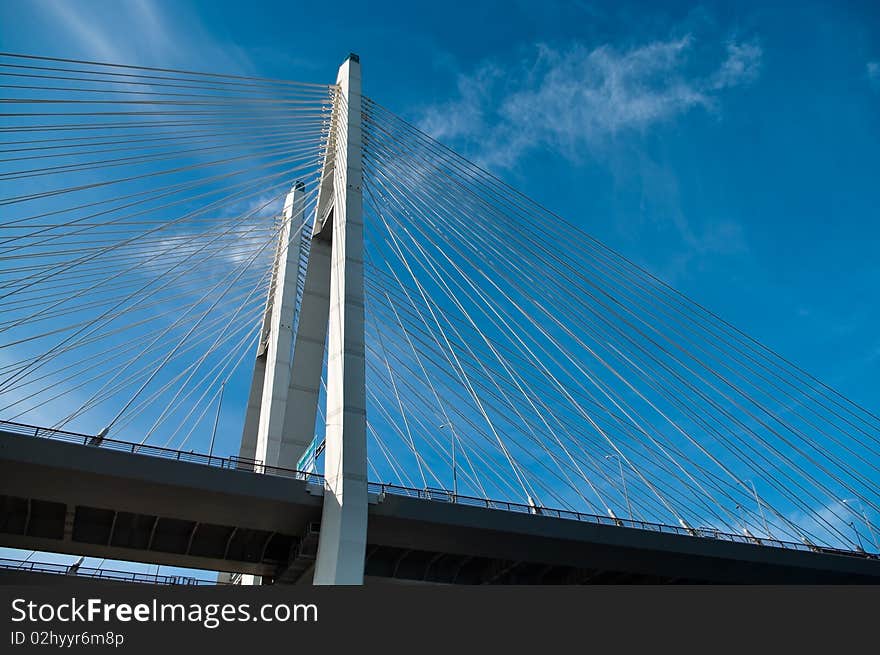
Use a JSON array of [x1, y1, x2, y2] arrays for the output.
[[419, 36, 763, 168], [39, 0, 124, 63], [710, 41, 763, 89], [33, 0, 254, 73], [868, 61, 880, 86], [787, 499, 878, 551]]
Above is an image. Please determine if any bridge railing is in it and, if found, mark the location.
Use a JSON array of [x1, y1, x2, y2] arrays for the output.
[[0, 558, 215, 585], [0, 419, 308, 478], [366, 482, 877, 559], [3, 419, 875, 560]]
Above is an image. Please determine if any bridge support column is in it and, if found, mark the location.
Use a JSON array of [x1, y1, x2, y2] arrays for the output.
[[280, 232, 331, 468], [312, 54, 368, 585], [237, 356, 265, 465], [236, 183, 306, 586], [239, 183, 307, 470], [234, 54, 367, 586], [254, 184, 306, 469]]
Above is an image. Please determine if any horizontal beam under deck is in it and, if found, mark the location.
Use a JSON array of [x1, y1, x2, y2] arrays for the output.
[[365, 495, 880, 583], [0, 430, 322, 576], [1, 430, 879, 584]]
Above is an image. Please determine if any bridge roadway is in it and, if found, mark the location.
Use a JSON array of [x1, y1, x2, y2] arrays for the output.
[[1, 423, 879, 584]]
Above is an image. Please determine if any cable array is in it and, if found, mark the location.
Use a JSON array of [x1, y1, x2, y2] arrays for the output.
[[358, 96, 879, 552], [1, 52, 876, 554], [0, 52, 332, 448]]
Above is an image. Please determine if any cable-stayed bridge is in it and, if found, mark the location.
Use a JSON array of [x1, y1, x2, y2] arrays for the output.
[[0, 53, 878, 585]]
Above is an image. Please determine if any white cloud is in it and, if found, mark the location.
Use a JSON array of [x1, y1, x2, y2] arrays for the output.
[[419, 36, 763, 168], [711, 41, 763, 89], [39, 0, 123, 63], [787, 500, 877, 551], [34, 0, 254, 74]]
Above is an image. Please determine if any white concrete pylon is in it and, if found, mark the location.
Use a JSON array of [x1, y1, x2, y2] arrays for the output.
[[239, 182, 307, 472], [253, 182, 307, 469], [235, 55, 368, 586], [280, 226, 331, 466], [312, 53, 368, 585], [235, 181, 306, 586]]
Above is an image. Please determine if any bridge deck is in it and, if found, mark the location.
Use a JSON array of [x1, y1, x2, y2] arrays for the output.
[[1, 425, 879, 584]]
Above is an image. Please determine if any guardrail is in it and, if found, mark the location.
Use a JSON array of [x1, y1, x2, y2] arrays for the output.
[[0, 418, 309, 478], [366, 482, 878, 560], [0, 558, 216, 585], [2, 418, 876, 561]]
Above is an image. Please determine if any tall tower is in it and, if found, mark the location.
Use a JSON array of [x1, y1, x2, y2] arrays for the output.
[[311, 54, 367, 585], [236, 54, 367, 585]]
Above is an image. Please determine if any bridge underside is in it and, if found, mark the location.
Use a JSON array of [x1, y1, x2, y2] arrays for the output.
[[2, 430, 878, 584]]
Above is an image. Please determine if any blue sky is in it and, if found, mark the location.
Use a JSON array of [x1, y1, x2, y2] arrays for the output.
[[0, 0, 878, 571], [1, 0, 877, 412]]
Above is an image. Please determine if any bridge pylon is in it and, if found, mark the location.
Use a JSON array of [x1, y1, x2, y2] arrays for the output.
[[236, 54, 367, 585]]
